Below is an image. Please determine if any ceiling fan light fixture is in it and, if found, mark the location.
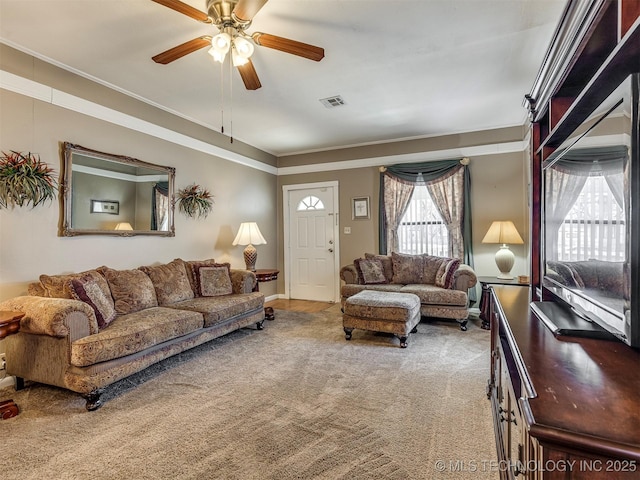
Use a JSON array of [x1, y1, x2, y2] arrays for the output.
[[208, 47, 227, 63], [211, 32, 231, 51], [231, 49, 249, 66], [233, 36, 254, 59]]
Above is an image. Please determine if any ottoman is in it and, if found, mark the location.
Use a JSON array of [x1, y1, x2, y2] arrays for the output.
[[343, 290, 421, 348]]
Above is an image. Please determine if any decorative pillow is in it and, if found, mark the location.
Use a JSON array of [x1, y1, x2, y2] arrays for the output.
[[140, 259, 194, 306], [391, 252, 424, 284], [39, 269, 110, 300], [354, 258, 387, 285], [195, 264, 232, 297], [102, 268, 158, 315], [68, 275, 117, 329], [435, 257, 461, 289], [364, 253, 394, 283], [423, 255, 447, 284], [176, 258, 217, 297]]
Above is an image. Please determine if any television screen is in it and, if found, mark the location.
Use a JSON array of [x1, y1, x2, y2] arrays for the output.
[[541, 75, 636, 346]]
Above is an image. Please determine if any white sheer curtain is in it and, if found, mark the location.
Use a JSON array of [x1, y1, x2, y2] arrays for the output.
[[383, 174, 414, 254], [426, 167, 464, 260]]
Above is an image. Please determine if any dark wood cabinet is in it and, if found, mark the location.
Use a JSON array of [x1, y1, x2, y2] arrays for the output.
[[488, 286, 640, 479]]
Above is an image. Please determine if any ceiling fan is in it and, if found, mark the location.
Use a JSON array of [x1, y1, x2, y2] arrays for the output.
[[150, 0, 325, 90]]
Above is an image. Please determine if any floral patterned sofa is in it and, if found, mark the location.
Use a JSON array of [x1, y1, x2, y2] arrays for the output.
[[340, 252, 477, 330], [0, 258, 264, 410]]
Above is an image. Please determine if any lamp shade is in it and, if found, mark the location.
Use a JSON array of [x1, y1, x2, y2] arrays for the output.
[[481, 221, 524, 245], [114, 222, 133, 231], [232, 222, 267, 246], [482, 221, 523, 279], [233, 222, 266, 271]]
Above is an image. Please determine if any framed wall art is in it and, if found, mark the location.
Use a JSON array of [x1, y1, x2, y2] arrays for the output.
[[91, 200, 120, 215], [352, 196, 370, 219]]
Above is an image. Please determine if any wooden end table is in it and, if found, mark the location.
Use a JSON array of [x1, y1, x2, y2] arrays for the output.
[[0, 311, 24, 420], [254, 269, 279, 320]]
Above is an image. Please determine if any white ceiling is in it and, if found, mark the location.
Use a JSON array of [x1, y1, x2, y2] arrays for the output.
[[0, 0, 567, 157]]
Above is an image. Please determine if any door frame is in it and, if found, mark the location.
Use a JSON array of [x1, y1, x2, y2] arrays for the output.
[[282, 181, 340, 302]]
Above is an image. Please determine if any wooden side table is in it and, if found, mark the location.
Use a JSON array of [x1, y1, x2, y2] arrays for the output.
[[0, 311, 24, 420], [254, 269, 279, 320], [478, 276, 527, 330]]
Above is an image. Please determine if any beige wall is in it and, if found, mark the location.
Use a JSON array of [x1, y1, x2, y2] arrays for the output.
[[0, 48, 278, 302]]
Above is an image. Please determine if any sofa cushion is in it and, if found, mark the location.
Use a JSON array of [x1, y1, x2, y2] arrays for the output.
[[400, 284, 468, 307], [196, 264, 233, 297], [354, 258, 387, 284], [70, 307, 204, 367], [434, 258, 461, 289], [140, 260, 194, 306], [102, 268, 158, 315], [391, 252, 425, 284], [168, 292, 264, 328], [68, 274, 117, 329], [364, 253, 394, 283], [39, 269, 110, 300]]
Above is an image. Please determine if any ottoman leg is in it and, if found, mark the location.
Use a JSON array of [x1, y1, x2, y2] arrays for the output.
[[410, 325, 418, 333], [459, 319, 468, 331], [344, 327, 353, 340], [399, 335, 409, 348]]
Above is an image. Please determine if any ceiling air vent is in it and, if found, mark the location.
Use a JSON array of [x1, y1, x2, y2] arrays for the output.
[[320, 95, 346, 108]]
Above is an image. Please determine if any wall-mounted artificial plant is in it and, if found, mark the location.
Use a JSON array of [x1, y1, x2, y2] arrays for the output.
[[0, 151, 58, 209], [177, 184, 214, 219]]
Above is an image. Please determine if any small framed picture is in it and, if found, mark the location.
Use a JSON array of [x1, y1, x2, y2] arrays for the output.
[[352, 196, 370, 219], [91, 200, 120, 215]]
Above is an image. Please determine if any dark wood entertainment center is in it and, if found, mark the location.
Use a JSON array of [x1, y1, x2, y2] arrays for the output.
[[488, 1, 640, 478]]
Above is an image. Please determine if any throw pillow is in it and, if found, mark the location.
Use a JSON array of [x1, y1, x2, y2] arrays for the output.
[[423, 255, 446, 284], [177, 258, 218, 297], [102, 268, 158, 315], [139, 259, 194, 306], [195, 264, 233, 297], [391, 252, 424, 284], [68, 274, 117, 329], [364, 253, 394, 283], [354, 258, 387, 284], [40, 269, 111, 299], [435, 257, 461, 289]]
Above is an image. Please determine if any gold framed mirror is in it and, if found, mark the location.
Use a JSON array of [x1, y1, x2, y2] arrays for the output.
[[59, 142, 175, 237]]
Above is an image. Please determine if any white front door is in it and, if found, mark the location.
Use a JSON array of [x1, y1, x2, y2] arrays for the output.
[[285, 183, 339, 302]]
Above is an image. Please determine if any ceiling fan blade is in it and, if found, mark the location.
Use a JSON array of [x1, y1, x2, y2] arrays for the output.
[[252, 33, 324, 62], [152, 36, 212, 64], [237, 59, 262, 90], [151, 0, 212, 23], [233, 0, 269, 22]]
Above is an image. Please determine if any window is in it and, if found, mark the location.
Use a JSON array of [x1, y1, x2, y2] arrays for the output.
[[397, 185, 449, 256], [556, 175, 624, 261], [297, 195, 325, 211]]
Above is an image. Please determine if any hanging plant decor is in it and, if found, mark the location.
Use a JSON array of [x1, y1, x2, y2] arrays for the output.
[[0, 151, 58, 209], [177, 184, 214, 219]]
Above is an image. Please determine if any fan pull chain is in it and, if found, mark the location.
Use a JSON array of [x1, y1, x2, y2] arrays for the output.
[[220, 60, 225, 134], [229, 52, 234, 144]]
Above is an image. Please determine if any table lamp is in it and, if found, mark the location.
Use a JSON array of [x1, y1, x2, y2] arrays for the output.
[[232, 222, 267, 271], [114, 222, 133, 231], [482, 221, 524, 279]]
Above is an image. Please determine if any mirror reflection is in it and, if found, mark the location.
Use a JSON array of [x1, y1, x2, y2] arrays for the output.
[[60, 143, 175, 236]]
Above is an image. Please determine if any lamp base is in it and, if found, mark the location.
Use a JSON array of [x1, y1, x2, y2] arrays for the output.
[[243, 244, 257, 271], [495, 244, 515, 280]]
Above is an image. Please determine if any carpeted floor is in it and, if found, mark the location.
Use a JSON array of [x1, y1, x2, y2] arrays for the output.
[[1, 305, 498, 479]]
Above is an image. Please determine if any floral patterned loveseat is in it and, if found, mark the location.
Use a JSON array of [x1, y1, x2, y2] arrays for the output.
[[0, 258, 264, 411], [340, 252, 477, 330]]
